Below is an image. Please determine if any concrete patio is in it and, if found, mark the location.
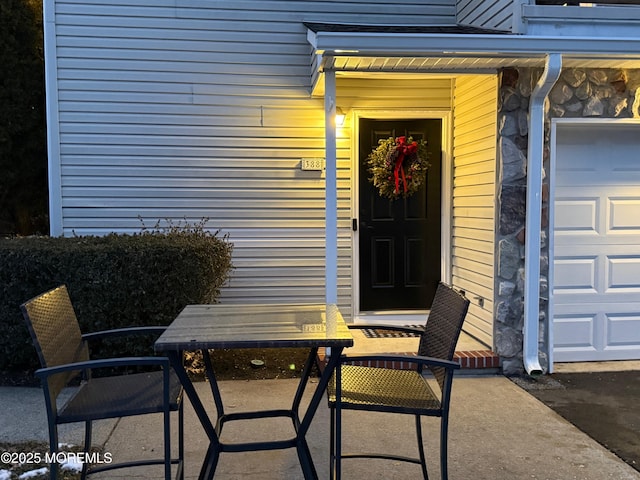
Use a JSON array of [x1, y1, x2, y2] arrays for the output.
[[2, 373, 638, 480]]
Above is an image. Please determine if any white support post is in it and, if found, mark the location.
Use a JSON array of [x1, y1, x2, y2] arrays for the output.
[[324, 66, 338, 305]]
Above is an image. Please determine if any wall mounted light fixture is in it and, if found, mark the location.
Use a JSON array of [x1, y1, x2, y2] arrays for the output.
[[335, 107, 346, 127]]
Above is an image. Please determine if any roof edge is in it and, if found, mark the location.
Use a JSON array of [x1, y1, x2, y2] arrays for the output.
[[303, 22, 505, 35], [308, 28, 640, 58]]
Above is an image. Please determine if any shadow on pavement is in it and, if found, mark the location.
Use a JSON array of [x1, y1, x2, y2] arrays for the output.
[[511, 370, 640, 473]]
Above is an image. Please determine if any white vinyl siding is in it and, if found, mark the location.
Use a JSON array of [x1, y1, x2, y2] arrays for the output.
[[451, 75, 498, 346], [456, 0, 515, 31], [337, 78, 453, 112], [47, 0, 457, 312]]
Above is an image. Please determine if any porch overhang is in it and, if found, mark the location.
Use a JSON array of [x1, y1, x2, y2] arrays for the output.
[[307, 24, 640, 95]]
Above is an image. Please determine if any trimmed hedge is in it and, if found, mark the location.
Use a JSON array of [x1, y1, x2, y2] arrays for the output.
[[0, 229, 233, 370]]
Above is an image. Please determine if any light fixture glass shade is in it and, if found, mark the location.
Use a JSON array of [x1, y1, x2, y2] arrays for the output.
[[335, 107, 346, 126]]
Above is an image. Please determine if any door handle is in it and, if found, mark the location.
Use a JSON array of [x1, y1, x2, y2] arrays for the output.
[[352, 219, 358, 231]]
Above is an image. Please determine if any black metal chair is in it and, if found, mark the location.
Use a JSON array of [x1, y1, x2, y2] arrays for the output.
[[327, 282, 470, 480], [20, 285, 184, 480]]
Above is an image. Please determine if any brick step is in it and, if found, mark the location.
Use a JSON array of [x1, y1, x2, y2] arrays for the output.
[[318, 349, 500, 371]]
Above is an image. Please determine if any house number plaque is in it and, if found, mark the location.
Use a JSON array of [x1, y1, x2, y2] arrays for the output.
[[301, 158, 325, 171]]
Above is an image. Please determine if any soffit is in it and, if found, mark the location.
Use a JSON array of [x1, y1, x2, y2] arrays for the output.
[[326, 55, 640, 72]]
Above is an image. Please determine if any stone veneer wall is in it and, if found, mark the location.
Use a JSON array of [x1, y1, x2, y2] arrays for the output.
[[495, 67, 640, 375]]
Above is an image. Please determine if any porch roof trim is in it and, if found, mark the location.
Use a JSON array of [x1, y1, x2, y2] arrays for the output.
[[308, 27, 640, 60]]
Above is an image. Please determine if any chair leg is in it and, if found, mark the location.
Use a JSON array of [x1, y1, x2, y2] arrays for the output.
[[329, 407, 335, 480], [164, 406, 171, 480], [177, 400, 185, 480], [81, 420, 92, 480], [415, 415, 429, 480], [334, 403, 342, 480], [440, 414, 450, 480], [48, 425, 59, 480]]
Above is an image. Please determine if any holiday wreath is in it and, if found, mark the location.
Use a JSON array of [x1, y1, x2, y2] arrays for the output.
[[366, 136, 430, 200]]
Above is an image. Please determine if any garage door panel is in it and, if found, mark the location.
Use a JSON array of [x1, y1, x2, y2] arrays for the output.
[[556, 191, 640, 238], [553, 314, 596, 349], [607, 256, 640, 292], [554, 256, 597, 293], [555, 255, 640, 303], [554, 198, 598, 234], [554, 307, 640, 361], [608, 313, 640, 347], [553, 122, 640, 362], [553, 312, 600, 362], [557, 237, 640, 248], [554, 345, 637, 362], [609, 198, 640, 233]]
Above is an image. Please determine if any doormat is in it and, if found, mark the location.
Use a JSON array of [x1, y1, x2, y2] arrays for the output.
[[361, 325, 423, 338]]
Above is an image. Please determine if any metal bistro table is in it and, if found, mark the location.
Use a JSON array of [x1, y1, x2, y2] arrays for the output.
[[154, 303, 353, 480]]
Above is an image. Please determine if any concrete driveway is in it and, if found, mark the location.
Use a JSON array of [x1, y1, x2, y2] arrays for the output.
[[515, 364, 640, 476]]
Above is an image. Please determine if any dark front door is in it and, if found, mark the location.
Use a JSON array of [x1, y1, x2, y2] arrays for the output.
[[358, 119, 442, 311]]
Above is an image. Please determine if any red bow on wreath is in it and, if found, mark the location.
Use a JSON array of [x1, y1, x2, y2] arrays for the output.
[[393, 136, 418, 195]]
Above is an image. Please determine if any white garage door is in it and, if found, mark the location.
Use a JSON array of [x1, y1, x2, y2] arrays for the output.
[[553, 122, 640, 362]]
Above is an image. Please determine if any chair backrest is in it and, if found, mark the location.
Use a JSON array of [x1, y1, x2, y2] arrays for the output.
[[20, 285, 89, 399], [418, 282, 470, 391]]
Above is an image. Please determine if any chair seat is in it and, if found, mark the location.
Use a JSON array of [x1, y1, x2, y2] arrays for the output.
[[328, 365, 442, 414], [58, 371, 183, 424]]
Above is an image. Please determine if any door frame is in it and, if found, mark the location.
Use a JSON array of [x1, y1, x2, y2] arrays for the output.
[[350, 109, 453, 323], [549, 117, 640, 369]]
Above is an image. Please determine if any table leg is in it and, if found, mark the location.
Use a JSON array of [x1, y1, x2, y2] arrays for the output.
[[202, 348, 225, 418], [169, 344, 345, 480], [166, 351, 221, 480], [295, 346, 344, 480], [200, 443, 220, 480], [291, 347, 318, 417]]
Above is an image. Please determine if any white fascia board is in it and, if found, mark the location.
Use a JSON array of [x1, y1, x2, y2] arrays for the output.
[[523, 4, 640, 23], [523, 5, 640, 37], [309, 31, 640, 59]]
